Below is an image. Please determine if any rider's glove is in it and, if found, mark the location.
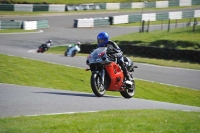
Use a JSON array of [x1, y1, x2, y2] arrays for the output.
[[116, 53, 122, 57]]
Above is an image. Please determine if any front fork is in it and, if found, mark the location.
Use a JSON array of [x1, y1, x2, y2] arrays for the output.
[[92, 69, 105, 87], [100, 69, 105, 85]]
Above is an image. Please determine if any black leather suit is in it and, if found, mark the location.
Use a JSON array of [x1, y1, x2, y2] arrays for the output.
[[101, 40, 130, 81]]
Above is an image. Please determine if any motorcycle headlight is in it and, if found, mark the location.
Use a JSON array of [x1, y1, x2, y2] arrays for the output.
[[90, 57, 102, 62], [96, 57, 102, 61]]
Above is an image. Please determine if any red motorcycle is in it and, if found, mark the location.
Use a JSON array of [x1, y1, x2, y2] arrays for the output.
[[37, 44, 46, 53], [86, 47, 137, 98]]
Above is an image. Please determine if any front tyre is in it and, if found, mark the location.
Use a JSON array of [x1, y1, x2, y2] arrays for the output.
[[64, 52, 67, 56], [91, 73, 105, 97], [71, 50, 77, 57]]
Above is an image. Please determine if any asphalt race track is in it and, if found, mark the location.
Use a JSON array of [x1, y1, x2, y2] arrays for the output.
[[1, 83, 200, 118], [0, 8, 200, 117]]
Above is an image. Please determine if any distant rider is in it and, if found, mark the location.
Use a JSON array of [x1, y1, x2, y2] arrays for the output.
[[67, 42, 81, 52], [44, 40, 52, 50]]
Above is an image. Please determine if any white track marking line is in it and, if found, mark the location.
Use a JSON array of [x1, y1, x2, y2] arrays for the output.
[[28, 49, 37, 53], [136, 62, 200, 71], [134, 78, 199, 90], [135, 78, 180, 87], [13, 111, 98, 117]]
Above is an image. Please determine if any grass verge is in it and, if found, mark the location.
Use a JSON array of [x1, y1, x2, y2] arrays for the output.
[[0, 53, 200, 107], [112, 25, 200, 50], [0, 110, 200, 133], [0, 29, 37, 33]]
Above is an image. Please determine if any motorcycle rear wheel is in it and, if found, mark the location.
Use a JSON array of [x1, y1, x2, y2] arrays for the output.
[[120, 80, 135, 99], [91, 73, 105, 97]]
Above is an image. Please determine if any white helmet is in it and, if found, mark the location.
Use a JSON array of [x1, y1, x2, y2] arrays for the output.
[[77, 42, 81, 45]]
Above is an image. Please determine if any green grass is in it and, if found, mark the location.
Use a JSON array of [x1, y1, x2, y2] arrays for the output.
[[0, 53, 200, 107], [0, 29, 37, 33], [0, 110, 200, 133], [112, 25, 200, 50], [126, 55, 200, 70]]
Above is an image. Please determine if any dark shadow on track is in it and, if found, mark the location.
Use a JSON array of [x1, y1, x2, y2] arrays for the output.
[[34, 91, 120, 98]]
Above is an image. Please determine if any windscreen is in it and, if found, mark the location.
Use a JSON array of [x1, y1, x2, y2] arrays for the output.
[[90, 47, 107, 57]]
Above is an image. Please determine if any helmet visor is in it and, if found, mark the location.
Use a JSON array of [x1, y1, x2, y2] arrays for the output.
[[97, 39, 105, 45]]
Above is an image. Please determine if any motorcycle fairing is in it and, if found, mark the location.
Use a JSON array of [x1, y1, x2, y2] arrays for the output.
[[67, 45, 80, 56], [104, 62, 124, 91]]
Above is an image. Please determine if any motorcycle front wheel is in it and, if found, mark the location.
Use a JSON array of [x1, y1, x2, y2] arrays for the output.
[[71, 50, 77, 57], [64, 52, 67, 56], [91, 73, 105, 97]]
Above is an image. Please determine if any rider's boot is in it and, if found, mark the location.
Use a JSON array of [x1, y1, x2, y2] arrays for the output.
[[121, 64, 133, 86], [124, 71, 133, 86]]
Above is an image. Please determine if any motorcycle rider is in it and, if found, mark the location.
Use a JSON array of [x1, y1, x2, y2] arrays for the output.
[[40, 40, 52, 51], [96, 32, 131, 82], [77, 42, 81, 47], [44, 40, 52, 50], [67, 42, 81, 52]]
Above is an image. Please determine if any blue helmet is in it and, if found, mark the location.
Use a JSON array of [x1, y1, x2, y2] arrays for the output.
[[97, 32, 109, 47]]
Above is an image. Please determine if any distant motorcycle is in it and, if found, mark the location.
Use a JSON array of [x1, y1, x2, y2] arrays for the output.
[[37, 44, 46, 53], [64, 44, 81, 57], [37, 40, 52, 53], [86, 47, 137, 98]]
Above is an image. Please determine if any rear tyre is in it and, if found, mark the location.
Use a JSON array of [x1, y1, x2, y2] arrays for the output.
[[120, 78, 135, 99], [91, 73, 105, 97]]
